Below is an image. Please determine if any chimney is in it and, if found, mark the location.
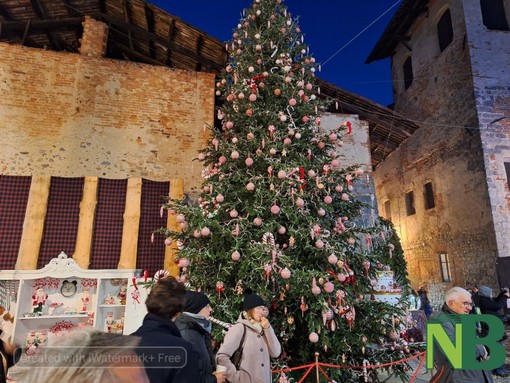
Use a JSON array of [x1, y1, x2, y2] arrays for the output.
[[79, 16, 108, 58]]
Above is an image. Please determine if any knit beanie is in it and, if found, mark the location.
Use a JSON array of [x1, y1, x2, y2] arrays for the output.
[[184, 291, 210, 314], [243, 290, 266, 311]]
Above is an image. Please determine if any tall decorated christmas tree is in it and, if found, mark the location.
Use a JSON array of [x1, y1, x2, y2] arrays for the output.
[[161, 0, 417, 381]]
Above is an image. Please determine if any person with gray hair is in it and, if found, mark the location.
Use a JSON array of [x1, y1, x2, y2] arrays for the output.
[[429, 286, 493, 383], [7, 328, 149, 383]]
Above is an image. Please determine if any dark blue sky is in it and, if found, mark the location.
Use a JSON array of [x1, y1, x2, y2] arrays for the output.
[[150, 1, 401, 107]]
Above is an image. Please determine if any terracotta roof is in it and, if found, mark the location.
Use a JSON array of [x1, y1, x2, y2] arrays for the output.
[[366, 0, 429, 63], [0, 0, 420, 169]]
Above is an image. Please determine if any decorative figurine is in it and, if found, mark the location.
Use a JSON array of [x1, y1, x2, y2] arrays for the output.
[[32, 288, 48, 315]]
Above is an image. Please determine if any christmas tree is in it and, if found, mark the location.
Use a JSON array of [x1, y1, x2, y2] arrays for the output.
[[161, 0, 418, 381]]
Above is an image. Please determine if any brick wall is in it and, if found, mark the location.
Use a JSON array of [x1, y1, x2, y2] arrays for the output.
[[0, 41, 215, 197]]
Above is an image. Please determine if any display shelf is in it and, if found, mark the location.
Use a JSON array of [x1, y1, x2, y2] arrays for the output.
[[19, 314, 89, 320], [0, 252, 137, 350]]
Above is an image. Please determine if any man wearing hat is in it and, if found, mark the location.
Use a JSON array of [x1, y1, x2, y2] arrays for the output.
[[176, 291, 226, 383], [216, 290, 281, 383]]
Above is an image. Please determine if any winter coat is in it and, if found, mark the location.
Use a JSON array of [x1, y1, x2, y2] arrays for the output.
[[430, 304, 493, 383], [216, 315, 281, 383], [175, 313, 216, 383], [133, 313, 200, 383]]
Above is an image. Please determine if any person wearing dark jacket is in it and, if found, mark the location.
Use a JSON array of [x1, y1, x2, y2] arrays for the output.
[[430, 287, 493, 383], [133, 276, 200, 383], [175, 291, 225, 383], [478, 285, 510, 378]]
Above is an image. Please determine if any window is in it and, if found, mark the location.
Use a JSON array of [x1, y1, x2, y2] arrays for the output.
[[405, 191, 416, 216], [437, 9, 453, 52], [481, 0, 510, 30], [424, 182, 435, 209], [384, 200, 392, 221], [403, 57, 413, 90], [439, 253, 452, 282], [505, 162, 510, 187]]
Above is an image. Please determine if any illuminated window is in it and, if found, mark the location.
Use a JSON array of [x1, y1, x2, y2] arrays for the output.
[[439, 253, 451, 282]]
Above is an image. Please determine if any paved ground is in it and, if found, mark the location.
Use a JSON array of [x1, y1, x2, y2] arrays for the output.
[[378, 336, 510, 383]]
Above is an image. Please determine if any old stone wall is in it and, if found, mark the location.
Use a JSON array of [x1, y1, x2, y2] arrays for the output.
[[0, 41, 215, 196], [463, 0, 510, 263], [374, 0, 499, 306]]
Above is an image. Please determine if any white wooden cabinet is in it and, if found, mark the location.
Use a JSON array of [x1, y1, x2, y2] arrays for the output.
[[0, 252, 139, 349]]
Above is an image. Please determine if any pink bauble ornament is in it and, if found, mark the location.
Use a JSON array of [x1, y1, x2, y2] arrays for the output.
[[318, 141, 325, 149], [176, 214, 185, 223], [335, 185, 343, 192], [245, 157, 254, 167], [225, 121, 234, 129], [231, 151, 239, 159], [232, 137, 238, 144], [347, 184, 354, 192], [197, 153, 206, 161], [347, 237, 356, 245], [326, 309, 334, 321], [271, 205, 280, 214], [247, 132, 255, 140], [296, 198, 305, 207], [302, 115, 309, 123], [193, 230, 202, 238], [324, 195, 333, 204], [324, 282, 334, 293], [274, 88, 281, 96], [331, 159, 339, 168], [312, 285, 321, 295], [280, 267, 291, 279], [341, 193, 349, 201], [277, 170, 287, 178], [231, 251, 241, 261], [289, 98, 297, 106], [201, 227, 211, 237], [283, 138, 291, 145], [306, 83, 313, 90], [249, 94, 257, 102], [317, 208, 326, 217], [288, 129, 295, 136], [164, 237, 173, 246], [180, 222, 188, 230], [178, 258, 189, 268], [253, 217, 263, 226], [270, 148, 277, 155], [278, 226, 286, 234], [246, 182, 255, 191], [315, 240, 324, 249], [329, 133, 337, 141], [328, 254, 338, 264], [308, 170, 316, 177], [338, 274, 346, 282], [229, 209, 238, 218], [309, 332, 319, 343], [218, 156, 227, 164], [216, 194, 224, 203]]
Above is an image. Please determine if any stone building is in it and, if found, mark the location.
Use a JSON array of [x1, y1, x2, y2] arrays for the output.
[[367, 0, 510, 304], [0, 1, 417, 275]]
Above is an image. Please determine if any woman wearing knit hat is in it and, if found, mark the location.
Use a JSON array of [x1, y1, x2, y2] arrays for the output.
[[175, 291, 226, 383], [216, 289, 281, 383]]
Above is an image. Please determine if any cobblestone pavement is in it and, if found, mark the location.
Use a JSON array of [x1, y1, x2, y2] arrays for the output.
[[377, 336, 510, 383]]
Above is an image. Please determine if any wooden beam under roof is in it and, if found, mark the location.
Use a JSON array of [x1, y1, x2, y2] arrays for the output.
[[63, 0, 83, 41], [166, 17, 175, 65], [111, 41, 166, 67], [29, 0, 63, 50], [195, 35, 203, 71], [144, 4, 156, 59], [0, 18, 84, 33], [122, 0, 134, 50], [0, 3, 13, 21], [98, 13, 224, 72]]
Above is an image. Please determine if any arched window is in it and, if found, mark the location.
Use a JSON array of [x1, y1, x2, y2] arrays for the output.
[[437, 9, 454, 52], [403, 56, 413, 90], [481, 0, 509, 30]]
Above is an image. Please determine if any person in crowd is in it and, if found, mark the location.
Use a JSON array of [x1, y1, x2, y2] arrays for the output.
[[0, 330, 15, 383], [478, 285, 510, 378], [470, 285, 481, 312], [8, 328, 149, 383], [495, 287, 510, 318], [409, 289, 422, 311], [430, 286, 494, 383], [133, 276, 200, 383], [418, 285, 433, 318], [216, 289, 281, 383], [175, 290, 225, 383]]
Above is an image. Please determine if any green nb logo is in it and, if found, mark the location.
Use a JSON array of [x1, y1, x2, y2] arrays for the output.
[[426, 314, 506, 370]]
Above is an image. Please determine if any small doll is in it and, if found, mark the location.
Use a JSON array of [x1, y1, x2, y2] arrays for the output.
[[104, 294, 115, 305], [32, 288, 48, 315], [118, 284, 127, 305], [81, 288, 91, 312]]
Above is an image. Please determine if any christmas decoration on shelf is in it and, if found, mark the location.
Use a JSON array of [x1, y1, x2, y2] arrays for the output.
[[158, 0, 416, 381]]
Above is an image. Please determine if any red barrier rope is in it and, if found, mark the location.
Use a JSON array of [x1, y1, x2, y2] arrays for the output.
[[273, 351, 428, 383]]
